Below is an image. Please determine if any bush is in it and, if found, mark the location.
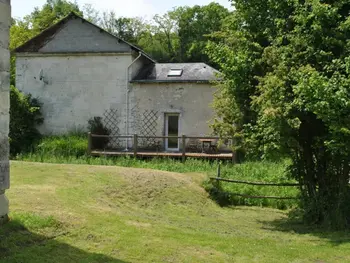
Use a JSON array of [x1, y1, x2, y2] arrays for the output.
[[88, 117, 110, 149], [10, 86, 43, 156], [32, 134, 87, 158]]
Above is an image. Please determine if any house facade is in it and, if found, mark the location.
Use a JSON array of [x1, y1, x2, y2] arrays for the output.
[[15, 13, 219, 151]]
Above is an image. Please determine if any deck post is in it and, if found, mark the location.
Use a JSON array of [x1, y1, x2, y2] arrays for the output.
[[182, 134, 186, 162], [231, 138, 237, 164], [87, 132, 92, 155], [232, 151, 237, 164], [133, 134, 138, 157]]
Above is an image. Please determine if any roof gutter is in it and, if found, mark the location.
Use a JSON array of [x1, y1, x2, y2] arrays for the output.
[[130, 80, 213, 84], [124, 52, 142, 151]]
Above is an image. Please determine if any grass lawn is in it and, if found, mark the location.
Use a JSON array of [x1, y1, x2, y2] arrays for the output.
[[1, 161, 349, 263]]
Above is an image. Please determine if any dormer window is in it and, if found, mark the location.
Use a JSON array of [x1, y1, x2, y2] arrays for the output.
[[167, 69, 183, 77]]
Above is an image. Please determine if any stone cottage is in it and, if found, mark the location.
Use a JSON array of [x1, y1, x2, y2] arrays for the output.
[[15, 13, 219, 151]]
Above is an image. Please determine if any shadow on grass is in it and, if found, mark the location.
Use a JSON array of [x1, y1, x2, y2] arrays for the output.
[[259, 213, 350, 246], [0, 219, 129, 263]]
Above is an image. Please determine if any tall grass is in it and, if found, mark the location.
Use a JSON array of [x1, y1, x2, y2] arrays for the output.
[[19, 133, 87, 159], [16, 135, 300, 209], [203, 160, 300, 210]]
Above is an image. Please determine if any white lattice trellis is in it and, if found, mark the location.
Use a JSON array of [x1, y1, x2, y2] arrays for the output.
[[103, 109, 122, 149], [139, 110, 160, 149]]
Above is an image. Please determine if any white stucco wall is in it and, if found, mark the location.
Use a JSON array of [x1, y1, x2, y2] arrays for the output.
[[16, 53, 216, 141], [130, 83, 216, 137], [16, 54, 133, 135]]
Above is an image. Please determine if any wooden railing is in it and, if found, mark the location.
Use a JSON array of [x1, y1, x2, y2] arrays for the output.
[[87, 133, 236, 162]]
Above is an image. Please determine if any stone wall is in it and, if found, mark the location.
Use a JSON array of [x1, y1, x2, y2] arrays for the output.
[[0, 0, 10, 221], [16, 54, 133, 135], [130, 82, 216, 137]]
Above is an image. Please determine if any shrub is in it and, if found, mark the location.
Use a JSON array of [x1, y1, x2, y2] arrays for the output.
[[88, 117, 110, 149], [10, 86, 43, 156], [33, 134, 87, 158]]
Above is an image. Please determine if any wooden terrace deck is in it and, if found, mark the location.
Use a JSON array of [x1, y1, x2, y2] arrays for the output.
[[88, 133, 236, 162], [91, 150, 234, 161]]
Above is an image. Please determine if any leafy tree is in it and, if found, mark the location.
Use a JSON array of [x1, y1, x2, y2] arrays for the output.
[[24, 0, 81, 34], [208, 0, 350, 228], [82, 3, 100, 24], [137, 27, 174, 62], [9, 86, 43, 156], [100, 11, 147, 44], [178, 2, 230, 64], [99, 10, 180, 62], [152, 11, 180, 62]]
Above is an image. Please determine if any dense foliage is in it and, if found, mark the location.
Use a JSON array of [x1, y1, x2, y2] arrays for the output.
[[88, 117, 110, 149], [10, 86, 43, 156], [32, 134, 87, 158], [208, 0, 350, 228]]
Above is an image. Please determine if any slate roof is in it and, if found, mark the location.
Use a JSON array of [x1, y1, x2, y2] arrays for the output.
[[131, 63, 220, 83], [14, 12, 155, 63]]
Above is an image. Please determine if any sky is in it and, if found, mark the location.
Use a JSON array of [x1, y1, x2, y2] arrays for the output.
[[12, 0, 233, 19]]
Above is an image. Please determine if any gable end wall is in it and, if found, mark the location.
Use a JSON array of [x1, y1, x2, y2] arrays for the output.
[[38, 18, 132, 53]]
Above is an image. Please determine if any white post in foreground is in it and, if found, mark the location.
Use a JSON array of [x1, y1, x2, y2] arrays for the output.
[[0, 0, 11, 224]]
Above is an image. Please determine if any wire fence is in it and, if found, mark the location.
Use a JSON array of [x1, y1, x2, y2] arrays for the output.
[[210, 164, 300, 200]]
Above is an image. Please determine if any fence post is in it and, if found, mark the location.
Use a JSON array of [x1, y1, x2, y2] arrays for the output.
[[133, 134, 138, 157], [182, 134, 186, 163], [213, 163, 221, 188], [231, 138, 237, 164], [232, 151, 237, 164], [87, 132, 92, 155]]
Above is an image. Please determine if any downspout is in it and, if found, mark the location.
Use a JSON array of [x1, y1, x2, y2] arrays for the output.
[[125, 52, 142, 151]]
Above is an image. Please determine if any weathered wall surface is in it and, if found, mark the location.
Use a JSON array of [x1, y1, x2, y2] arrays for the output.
[[39, 18, 132, 53], [130, 83, 216, 137], [16, 54, 216, 141], [0, 0, 10, 219], [16, 54, 133, 135]]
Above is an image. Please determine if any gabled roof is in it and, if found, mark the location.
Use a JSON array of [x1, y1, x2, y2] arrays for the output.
[[131, 63, 220, 83], [15, 12, 156, 63]]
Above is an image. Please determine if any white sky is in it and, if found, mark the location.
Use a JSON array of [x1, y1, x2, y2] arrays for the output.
[[12, 0, 233, 19]]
